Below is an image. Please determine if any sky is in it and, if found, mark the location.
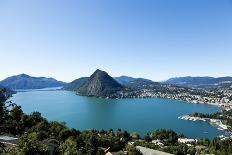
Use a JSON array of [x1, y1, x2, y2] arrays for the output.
[[0, 0, 232, 82]]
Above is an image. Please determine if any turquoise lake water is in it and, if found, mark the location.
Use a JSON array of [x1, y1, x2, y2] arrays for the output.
[[10, 90, 226, 139]]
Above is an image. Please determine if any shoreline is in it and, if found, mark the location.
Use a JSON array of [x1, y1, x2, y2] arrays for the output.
[[12, 89, 231, 111], [178, 115, 232, 138], [76, 89, 230, 110]]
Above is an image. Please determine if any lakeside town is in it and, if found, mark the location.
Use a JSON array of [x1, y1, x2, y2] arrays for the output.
[[114, 84, 232, 111]]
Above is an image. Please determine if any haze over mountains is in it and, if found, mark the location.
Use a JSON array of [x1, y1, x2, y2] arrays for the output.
[[64, 70, 162, 95], [0, 74, 64, 90], [166, 76, 232, 89], [1, 71, 232, 95], [64, 72, 153, 91], [64, 69, 196, 99], [64, 77, 89, 91]]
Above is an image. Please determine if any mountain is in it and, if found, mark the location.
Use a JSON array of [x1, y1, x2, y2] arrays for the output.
[[65, 72, 166, 97], [64, 70, 225, 101], [63, 77, 89, 91], [114, 76, 153, 87], [65, 75, 154, 92], [77, 69, 123, 97], [115, 76, 158, 89], [124, 78, 160, 89], [0, 74, 65, 90], [166, 76, 232, 89], [114, 76, 136, 85]]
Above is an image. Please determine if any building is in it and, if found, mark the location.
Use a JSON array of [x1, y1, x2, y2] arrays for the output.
[[178, 138, 196, 144]]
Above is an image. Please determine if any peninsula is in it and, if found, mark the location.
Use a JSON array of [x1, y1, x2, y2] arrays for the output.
[[64, 69, 232, 110]]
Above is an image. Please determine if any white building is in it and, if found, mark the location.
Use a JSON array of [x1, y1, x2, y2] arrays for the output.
[[152, 139, 164, 147], [178, 138, 196, 144]]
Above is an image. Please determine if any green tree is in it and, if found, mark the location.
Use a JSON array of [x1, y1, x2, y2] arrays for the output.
[[50, 121, 66, 137], [0, 142, 5, 153], [187, 146, 196, 155], [30, 112, 45, 124], [144, 133, 152, 142], [59, 138, 80, 155], [10, 105, 23, 122], [152, 129, 178, 145], [17, 133, 49, 155], [59, 129, 75, 141], [0, 101, 8, 133], [125, 145, 142, 155]]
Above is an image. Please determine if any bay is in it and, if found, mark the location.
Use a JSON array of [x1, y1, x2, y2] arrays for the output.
[[10, 90, 225, 139]]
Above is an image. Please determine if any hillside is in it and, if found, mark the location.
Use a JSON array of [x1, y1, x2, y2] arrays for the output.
[[114, 76, 152, 87], [166, 76, 232, 89], [0, 74, 64, 90], [114, 76, 137, 85], [64, 71, 231, 105], [77, 69, 123, 97], [63, 77, 89, 91], [64, 70, 194, 99]]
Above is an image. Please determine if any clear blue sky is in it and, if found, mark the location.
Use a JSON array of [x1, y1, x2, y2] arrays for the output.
[[0, 0, 232, 82]]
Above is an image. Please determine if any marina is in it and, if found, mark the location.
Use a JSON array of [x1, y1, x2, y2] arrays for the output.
[[178, 115, 232, 138]]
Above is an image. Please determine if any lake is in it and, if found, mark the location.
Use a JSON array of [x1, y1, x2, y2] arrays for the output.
[[10, 90, 226, 139]]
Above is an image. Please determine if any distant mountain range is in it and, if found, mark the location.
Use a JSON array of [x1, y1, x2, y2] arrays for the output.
[[1, 72, 232, 98], [65, 71, 158, 95], [64, 69, 191, 98], [64, 77, 89, 91], [166, 76, 232, 89], [0, 74, 65, 90], [1, 70, 231, 106], [114, 76, 137, 85], [63, 70, 232, 98], [115, 76, 159, 90], [65, 75, 153, 90], [114, 76, 153, 88]]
